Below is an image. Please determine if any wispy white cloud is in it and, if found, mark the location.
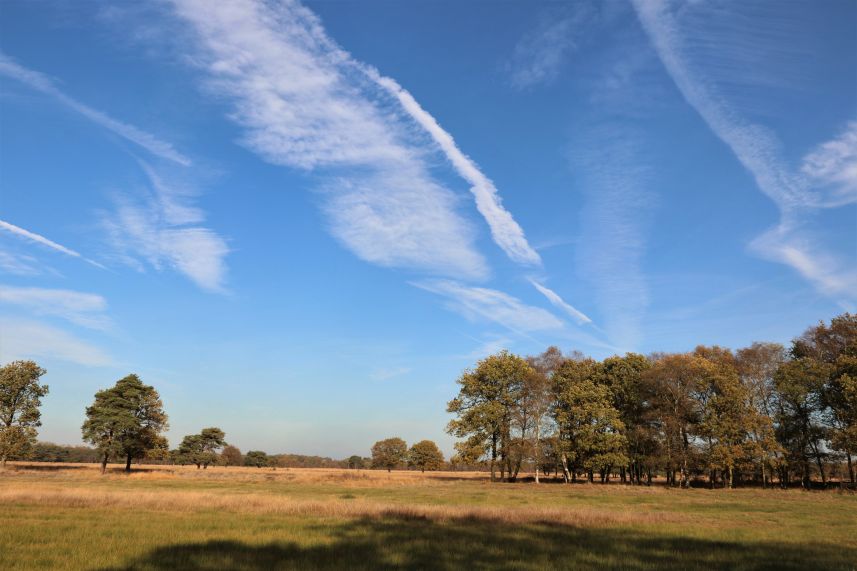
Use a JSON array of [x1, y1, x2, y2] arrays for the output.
[[506, 9, 585, 90], [0, 219, 103, 269], [0, 318, 112, 367], [368, 72, 541, 266], [0, 53, 191, 166], [168, 0, 491, 279], [413, 279, 564, 334], [0, 285, 110, 330], [801, 121, 857, 207], [632, 0, 856, 302], [0, 250, 43, 276], [571, 126, 653, 351], [102, 170, 229, 293], [528, 278, 591, 324], [462, 334, 515, 360]]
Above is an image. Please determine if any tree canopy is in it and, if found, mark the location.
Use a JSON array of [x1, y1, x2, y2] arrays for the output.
[[81, 374, 168, 473], [408, 440, 444, 472], [0, 360, 48, 468], [371, 437, 407, 472]]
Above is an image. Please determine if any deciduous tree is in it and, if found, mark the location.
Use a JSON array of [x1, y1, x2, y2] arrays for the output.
[[221, 445, 243, 467], [447, 351, 532, 482], [243, 450, 270, 467], [0, 360, 48, 468], [553, 358, 627, 483], [371, 437, 407, 472], [408, 440, 444, 472]]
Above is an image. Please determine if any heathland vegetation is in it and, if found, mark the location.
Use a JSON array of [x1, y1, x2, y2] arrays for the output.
[[1, 313, 856, 570], [2, 313, 855, 489]]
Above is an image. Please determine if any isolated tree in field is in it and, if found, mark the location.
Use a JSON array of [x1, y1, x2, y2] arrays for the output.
[[177, 427, 227, 469], [221, 445, 243, 467], [0, 360, 48, 469], [447, 351, 532, 482], [408, 440, 444, 472], [347, 454, 364, 469], [243, 450, 270, 467], [81, 374, 168, 473], [371, 437, 407, 472]]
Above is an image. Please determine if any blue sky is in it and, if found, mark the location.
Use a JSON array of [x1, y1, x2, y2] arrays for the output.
[[1, 0, 855, 457]]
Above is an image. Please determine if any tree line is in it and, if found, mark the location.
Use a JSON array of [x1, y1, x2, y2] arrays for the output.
[[2, 313, 853, 486], [0, 364, 446, 473], [446, 313, 856, 488]]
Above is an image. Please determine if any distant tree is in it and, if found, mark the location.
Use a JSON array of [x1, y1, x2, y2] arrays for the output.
[[143, 435, 171, 464], [176, 428, 227, 469], [408, 440, 444, 472], [447, 351, 532, 482], [28, 442, 99, 463], [347, 454, 365, 469], [221, 445, 243, 467], [0, 360, 48, 469], [81, 374, 169, 473], [371, 437, 407, 472], [244, 450, 270, 467]]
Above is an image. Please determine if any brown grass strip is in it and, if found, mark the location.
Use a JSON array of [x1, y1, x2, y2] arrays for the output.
[[0, 486, 682, 528]]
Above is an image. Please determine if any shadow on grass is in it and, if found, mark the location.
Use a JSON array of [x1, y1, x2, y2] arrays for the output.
[[6, 464, 90, 472], [103, 516, 856, 571]]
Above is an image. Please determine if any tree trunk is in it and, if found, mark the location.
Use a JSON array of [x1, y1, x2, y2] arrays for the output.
[[681, 427, 690, 488], [490, 433, 497, 483], [101, 453, 109, 474], [560, 452, 570, 483], [533, 424, 540, 484], [125, 454, 132, 473], [728, 465, 734, 489], [1, 455, 6, 470], [847, 452, 854, 484]]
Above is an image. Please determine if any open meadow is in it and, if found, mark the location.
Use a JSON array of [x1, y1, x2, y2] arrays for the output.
[[1, 463, 855, 570]]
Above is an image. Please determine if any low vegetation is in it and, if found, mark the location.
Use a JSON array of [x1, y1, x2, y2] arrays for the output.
[[1, 314, 856, 569], [1, 463, 856, 570]]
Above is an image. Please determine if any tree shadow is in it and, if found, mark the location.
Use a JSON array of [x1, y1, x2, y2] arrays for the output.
[[103, 515, 856, 571], [4, 463, 89, 472]]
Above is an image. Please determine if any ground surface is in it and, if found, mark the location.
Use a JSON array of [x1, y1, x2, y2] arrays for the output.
[[1, 463, 855, 570]]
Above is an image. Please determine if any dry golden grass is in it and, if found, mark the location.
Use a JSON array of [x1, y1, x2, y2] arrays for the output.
[[3, 461, 857, 570], [0, 485, 679, 527]]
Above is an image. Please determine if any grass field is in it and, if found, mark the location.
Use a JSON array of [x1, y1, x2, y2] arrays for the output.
[[1, 463, 855, 570]]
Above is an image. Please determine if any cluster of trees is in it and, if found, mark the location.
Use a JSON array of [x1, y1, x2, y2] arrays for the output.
[[2, 313, 852, 487], [447, 313, 856, 488], [370, 437, 445, 472]]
